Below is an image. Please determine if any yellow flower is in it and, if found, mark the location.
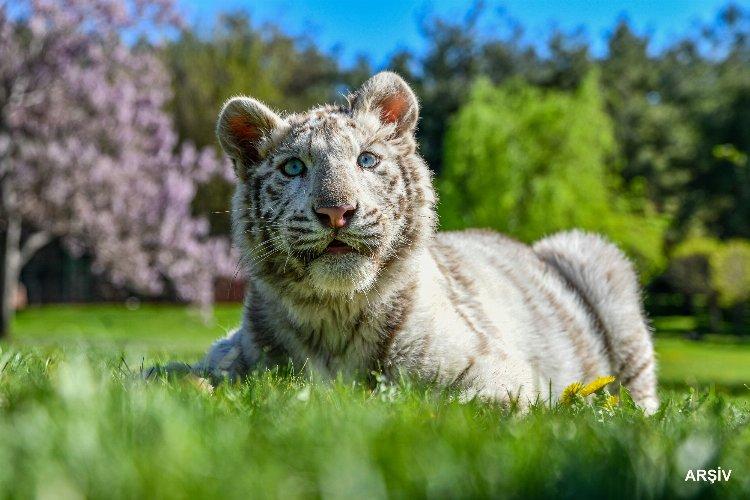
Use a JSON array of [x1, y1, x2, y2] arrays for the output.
[[603, 395, 619, 410], [580, 375, 616, 396], [560, 381, 584, 404]]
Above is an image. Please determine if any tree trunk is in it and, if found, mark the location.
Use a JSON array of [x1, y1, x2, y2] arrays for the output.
[[0, 215, 21, 339], [707, 293, 723, 334], [0, 228, 6, 338], [0, 215, 51, 339]]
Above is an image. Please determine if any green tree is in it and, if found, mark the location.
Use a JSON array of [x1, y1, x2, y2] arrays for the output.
[[439, 72, 667, 276], [653, 5, 750, 240], [387, 7, 587, 174], [670, 236, 750, 332], [600, 21, 697, 225], [164, 13, 347, 150], [162, 13, 361, 234]]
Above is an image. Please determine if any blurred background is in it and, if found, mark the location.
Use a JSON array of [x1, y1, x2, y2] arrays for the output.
[[1, 0, 749, 391]]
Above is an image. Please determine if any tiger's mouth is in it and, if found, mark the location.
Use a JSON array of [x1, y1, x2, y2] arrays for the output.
[[325, 238, 355, 255]]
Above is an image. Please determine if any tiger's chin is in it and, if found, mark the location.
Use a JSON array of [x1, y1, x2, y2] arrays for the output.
[[306, 252, 379, 296]]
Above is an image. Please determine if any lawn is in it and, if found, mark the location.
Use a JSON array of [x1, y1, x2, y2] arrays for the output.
[[11, 303, 240, 355], [12, 305, 750, 391], [2, 304, 749, 498]]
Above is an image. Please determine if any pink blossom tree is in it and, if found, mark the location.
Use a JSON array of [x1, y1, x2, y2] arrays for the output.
[[0, 0, 236, 337]]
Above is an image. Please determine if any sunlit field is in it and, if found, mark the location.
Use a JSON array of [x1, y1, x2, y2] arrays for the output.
[[12, 305, 750, 391], [1, 304, 748, 499], [4, 0, 750, 497]]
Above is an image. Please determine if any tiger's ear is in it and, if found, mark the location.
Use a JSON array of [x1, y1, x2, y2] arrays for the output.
[[216, 97, 286, 179], [350, 71, 419, 136]]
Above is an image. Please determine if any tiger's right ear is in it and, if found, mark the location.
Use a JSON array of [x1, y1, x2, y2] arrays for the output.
[[216, 97, 287, 179]]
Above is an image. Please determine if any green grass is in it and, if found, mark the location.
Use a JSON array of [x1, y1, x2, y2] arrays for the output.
[[13, 305, 750, 391], [2, 305, 750, 498], [12, 303, 240, 353], [657, 338, 750, 391]]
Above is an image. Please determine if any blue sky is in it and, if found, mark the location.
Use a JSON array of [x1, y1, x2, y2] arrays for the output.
[[179, 0, 741, 65]]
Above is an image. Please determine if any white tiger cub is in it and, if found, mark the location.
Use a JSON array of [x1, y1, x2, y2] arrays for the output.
[[199, 71, 659, 412]]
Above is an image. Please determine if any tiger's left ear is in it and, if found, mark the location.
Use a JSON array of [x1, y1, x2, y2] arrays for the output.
[[216, 96, 286, 180], [350, 71, 419, 136]]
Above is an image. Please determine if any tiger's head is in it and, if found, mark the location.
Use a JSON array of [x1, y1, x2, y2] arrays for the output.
[[216, 72, 436, 297]]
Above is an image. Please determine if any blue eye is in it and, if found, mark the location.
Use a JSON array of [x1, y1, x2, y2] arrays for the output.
[[357, 152, 379, 169], [282, 158, 306, 177]]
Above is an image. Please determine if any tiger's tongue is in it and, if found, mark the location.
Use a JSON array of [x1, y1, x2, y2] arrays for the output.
[[326, 239, 353, 254]]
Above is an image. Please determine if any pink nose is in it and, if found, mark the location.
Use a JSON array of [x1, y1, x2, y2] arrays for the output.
[[315, 204, 356, 229]]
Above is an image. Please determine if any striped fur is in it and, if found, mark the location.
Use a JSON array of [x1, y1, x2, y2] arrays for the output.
[[202, 72, 659, 412]]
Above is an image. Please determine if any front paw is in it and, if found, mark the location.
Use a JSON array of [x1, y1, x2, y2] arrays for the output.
[[198, 342, 248, 383]]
